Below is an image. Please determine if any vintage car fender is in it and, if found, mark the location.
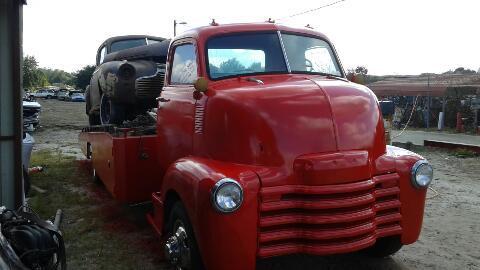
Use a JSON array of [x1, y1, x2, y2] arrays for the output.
[[161, 156, 261, 270]]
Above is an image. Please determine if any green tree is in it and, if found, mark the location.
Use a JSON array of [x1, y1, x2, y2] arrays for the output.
[[219, 58, 245, 73], [40, 68, 74, 85], [23, 55, 47, 89], [72, 65, 96, 90], [453, 67, 476, 74], [355, 66, 368, 75], [248, 62, 263, 72]]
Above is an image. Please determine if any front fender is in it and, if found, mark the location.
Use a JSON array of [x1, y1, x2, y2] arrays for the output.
[[382, 145, 428, 244], [162, 157, 260, 270]]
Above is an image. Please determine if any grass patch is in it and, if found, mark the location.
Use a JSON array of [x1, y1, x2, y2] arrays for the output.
[[450, 148, 478, 158], [28, 150, 166, 270]]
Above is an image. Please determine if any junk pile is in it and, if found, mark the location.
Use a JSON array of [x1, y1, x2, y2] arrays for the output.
[[0, 207, 66, 270]]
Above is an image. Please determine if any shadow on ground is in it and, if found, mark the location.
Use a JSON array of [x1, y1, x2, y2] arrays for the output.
[[257, 253, 408, 270]]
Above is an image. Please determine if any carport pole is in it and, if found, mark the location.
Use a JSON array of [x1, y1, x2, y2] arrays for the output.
[[0, 0, 25, 209]]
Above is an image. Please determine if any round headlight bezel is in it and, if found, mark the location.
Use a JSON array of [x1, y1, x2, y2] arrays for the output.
[[411, 160, 433, 189], [211, 178, 243, 213]]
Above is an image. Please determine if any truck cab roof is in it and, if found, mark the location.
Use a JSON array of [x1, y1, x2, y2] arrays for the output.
[[175, 22, 330, 42]]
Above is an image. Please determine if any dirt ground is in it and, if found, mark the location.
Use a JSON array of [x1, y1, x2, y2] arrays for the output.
[[29, 99, 480, 269]]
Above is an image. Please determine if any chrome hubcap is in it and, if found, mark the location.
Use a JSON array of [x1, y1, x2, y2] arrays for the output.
[[165, 222, 191, 269]]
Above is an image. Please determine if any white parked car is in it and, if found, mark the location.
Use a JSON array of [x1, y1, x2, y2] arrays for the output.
[[32, 89, 55, 99]]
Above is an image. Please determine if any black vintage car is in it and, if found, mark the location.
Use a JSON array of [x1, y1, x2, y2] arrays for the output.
[[85, 35, 170, 125]]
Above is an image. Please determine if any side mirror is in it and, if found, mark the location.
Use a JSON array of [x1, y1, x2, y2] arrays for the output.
[[194, 77, 208, 93]]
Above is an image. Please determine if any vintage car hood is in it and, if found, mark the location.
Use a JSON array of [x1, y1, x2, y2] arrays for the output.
[[203, 75, 386, 181]]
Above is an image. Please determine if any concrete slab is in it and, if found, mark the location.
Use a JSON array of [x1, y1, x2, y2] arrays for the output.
[[391, 130, 480, 146]]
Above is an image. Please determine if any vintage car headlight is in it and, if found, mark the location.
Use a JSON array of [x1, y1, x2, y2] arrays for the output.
[[411, 160, 433, 189], [118, 63, 136, 80], [211, 178, 243, 213]]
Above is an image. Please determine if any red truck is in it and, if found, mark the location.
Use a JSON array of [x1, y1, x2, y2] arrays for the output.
[[80, 22, 433, 270]]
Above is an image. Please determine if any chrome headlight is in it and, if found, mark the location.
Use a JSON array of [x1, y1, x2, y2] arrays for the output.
[[211, 178, 243, 213], [411, 160, 433, 189]]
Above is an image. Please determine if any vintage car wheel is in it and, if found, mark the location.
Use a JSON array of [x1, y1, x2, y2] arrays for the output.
[[364, 236, 403, 257], [165, 202, 204, 270], [100, 94, 125, 125], [88, 114, 101, 126]]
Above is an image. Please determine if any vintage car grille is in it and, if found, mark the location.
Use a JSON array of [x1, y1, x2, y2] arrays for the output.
[[135, 64, 165, 98], [258, 173, 402, 258]]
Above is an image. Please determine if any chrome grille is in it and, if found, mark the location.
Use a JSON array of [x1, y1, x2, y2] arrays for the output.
[[135, 64, 165, 98]]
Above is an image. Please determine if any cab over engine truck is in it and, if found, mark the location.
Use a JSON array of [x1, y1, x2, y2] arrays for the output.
[[80, 23, 433, 270]]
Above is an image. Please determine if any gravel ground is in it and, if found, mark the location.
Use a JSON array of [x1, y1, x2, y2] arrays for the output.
[[30, 99, 480, 269], [32, 99, 87, 159]]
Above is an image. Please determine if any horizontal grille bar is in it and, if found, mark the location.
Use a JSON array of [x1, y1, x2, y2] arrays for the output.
[[260, 207, 375, 227], [260, 193, 375, 211], [258, 234, 376, 258], [136, 71, 164, 98], [258, 173, 402, 258], [259, 222, 375, 243]]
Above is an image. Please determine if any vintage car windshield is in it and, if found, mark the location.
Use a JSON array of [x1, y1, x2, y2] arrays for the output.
[[111, 38, 147, 53], [207, 33, 288, 79], [207, 32, 342, 79]]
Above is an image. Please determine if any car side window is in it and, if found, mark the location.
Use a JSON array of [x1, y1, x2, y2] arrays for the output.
[[170, 44, 198, 85], [99, 46, 107, 65]]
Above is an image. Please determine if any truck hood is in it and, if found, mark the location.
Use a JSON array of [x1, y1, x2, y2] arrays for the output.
[[203, 75, 385, 184]]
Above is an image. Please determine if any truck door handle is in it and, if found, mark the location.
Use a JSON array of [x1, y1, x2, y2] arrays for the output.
[[156, 97, 170, 102]]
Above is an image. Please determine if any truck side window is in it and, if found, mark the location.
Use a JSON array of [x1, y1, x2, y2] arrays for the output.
[[170, 44, 198, 85]]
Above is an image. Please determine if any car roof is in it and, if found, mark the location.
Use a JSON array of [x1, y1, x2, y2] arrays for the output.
[[100, 35, 166, 49]]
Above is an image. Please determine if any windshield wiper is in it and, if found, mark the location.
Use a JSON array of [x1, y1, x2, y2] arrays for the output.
[[313, 72, 349, 82]]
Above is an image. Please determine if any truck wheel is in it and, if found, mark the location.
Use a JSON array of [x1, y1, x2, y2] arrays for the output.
[[88, 114, 101, 126], [92, 168, 101, 183], [364, 236, 403, 257], [100, 94, 125, 125], [165, 202, 204, 270], [85, 85, 91, 114]]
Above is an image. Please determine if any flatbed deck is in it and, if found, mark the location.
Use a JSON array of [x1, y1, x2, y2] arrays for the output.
[[79, 125, 161, 203]]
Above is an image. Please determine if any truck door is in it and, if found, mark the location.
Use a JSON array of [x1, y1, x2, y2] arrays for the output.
[[156, 42, 199, 172]]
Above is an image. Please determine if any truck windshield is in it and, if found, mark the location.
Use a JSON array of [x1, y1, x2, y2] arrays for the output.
[[281, 34, 342, 77], [207, 33, 288, 79], [206, 32, 342, 79]]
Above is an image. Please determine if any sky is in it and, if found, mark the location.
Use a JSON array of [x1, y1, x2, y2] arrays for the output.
[[23, 0, 480, 75]]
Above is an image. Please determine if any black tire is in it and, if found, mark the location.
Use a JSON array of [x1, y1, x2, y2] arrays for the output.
[[23, 166, 31, 196], [100, 94, 126, 125], [85, 86, 91, 114], [92, 168, 101, 183], [166, 202, 204, 270], [46, 95, 51, 99], [88, 114, 101, 126], [364, 236, 403, 257]]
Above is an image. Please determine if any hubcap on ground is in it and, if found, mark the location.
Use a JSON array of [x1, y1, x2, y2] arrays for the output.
[[165, 221, 191, 269]]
